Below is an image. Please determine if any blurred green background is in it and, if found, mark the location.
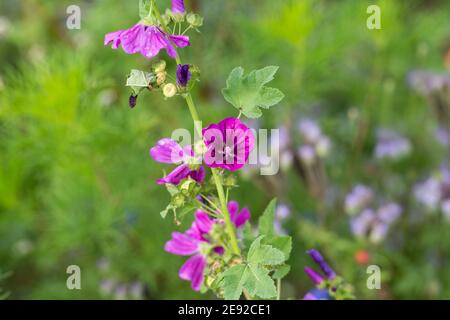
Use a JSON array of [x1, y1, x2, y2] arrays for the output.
[[1, 0, 450, 299]]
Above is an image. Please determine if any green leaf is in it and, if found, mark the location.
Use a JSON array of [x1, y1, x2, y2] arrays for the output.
[[245, 264, 277, 298], [258, 198, 277, 237], [126, 69, 155, 95], [219, 237, 283, 300], [247, 236, 285, 266], [272, 264, 291, 280], [263, 235, 292, 260], [220, 264, 247, 300], [222, 66, 284, 118]]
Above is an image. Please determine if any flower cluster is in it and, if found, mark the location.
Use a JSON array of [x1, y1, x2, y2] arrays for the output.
[[105, 0, 343, 301], [346, 185, 402, 243], [414, 165, 450, 219]]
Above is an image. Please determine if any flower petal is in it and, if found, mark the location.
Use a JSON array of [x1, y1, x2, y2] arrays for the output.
[[157, 164, 191, 185], [164, 232, 199, 256], [179, 254, 207, 291], [150, 138, 186, 164]]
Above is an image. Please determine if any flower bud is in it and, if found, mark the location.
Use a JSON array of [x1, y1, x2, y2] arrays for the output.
[[129, 95, 137, 108], [163, 83, 177, 98], [186, 13, 203, 27], [154, 60, 166, 73], [156, 71, 167, 86]]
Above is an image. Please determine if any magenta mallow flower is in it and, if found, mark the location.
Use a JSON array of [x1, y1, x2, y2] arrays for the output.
[[104, 23, 189, 59], [203, 117, 255, 171], [165, 203, 250, 291], [172, 0, 186, 15], [176, 64, 191, 87], [150, 138, 204, 185]]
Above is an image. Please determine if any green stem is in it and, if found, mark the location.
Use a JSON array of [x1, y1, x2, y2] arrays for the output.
[[277, 279, 281, 300], [152, 0, 241, 257], [212, 169, 241, 256]]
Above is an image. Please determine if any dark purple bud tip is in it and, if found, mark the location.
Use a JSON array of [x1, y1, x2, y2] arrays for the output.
[[176, 64, 191, 87], [129, 95, 138, 108], [307, 249, 337, 280]]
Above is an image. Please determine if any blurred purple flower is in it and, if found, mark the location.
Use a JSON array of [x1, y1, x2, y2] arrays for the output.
[[298, 145, 316, 165], [172, 0, 186, 15], [203, 117, 255, 171], [350, 203, 402, 244], [345, 184, 374, 215], [104, 24, 189, 59], [435, 128, 450, 146], [176, 64, 191, 87], [415, 165, 450, 216], [298, 119, 322, 144], [408, 71, 450, 95], [374, 129, 411, 160]]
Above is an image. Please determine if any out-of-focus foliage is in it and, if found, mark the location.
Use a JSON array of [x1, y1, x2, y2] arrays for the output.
[[1, 0, 450, 299]]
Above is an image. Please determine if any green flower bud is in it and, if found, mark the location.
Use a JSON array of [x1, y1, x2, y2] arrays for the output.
[[223, 174, 237, 187], [186, 13, 203, 27], [163, 83, 177, 97], [153, 60, 166, 73], [156, 71, 167, 86]]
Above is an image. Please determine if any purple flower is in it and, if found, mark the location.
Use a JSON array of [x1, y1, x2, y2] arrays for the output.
[[104, 24, 189, 60], [297, 145, 316, 165], [350, 203, 402, 244], [203, 117, 255, 171], [298, 119, 322, 144], [414, 165, 450, 215], [172, 0, 186, 15], [307, 249, 336, 280], [345, 184, 373, 215], [165, 205, 250, 291], [374, 129, 411, 160], [150, 138, 204, 185], [227, 201, 251, 228], [164, 212, 211, 291], [176, 64, 191, 87]]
